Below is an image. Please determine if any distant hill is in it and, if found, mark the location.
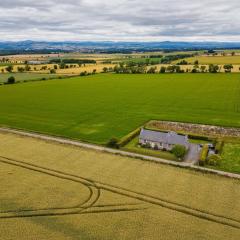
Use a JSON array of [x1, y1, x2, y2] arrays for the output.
[[1, 41, 240, 54]]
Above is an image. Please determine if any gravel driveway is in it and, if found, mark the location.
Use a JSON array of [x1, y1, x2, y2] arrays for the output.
[[184, 143, 201, 165]]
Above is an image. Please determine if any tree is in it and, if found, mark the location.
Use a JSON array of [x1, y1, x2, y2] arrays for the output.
[[59, 62, 66, 69], [7, 76, 15, 84], [159, 66, 166, 73], [25, 65, 31, 71], [194, 60, 199, 65], [177, 60, 188, 65], [102, 67, 108, 73], [171, 145, 187, 159], [50, 69, 56, 74], [5, 65, 13, 73], [107, 138, 119, 148], [147, 66, 157, 74], [80, 71, 87, 76], [200, 66, 206, 73], [166, 65, 175, 73], [17, 67, 25, 73], [223, 64, 233, 73], [208, 64, 219, 73]]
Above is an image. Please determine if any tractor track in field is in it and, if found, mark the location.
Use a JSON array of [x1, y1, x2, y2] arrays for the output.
[[0, 156, 143, 219], [0, 156, 240, 229]]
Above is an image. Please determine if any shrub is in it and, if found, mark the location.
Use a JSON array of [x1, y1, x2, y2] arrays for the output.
[[154, 144, 159, 150], [107, 138, 119, 148], [117, 128, 141, 147], [80, 71, 87, 76], [199, 145, 209, 166], [145, 142, 151, 149], [171, 145, 187, 159], [207, 154, 222, 166], [159, 66, 166, 73], [188, 134, 210, 141], [50, 69, 56, 74], [215, 140, 224, 154], [5, 65, 13, 73], [7, 76, 15, 84]]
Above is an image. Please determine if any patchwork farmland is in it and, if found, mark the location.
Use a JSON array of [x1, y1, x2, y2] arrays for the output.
[[0, 73, 240, 144], [0, 131, 240, 240]]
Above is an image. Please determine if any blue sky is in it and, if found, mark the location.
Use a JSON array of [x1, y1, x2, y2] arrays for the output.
[[1, 0, 240, 41]]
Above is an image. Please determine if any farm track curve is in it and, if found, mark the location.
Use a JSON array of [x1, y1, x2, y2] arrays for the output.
[[0, 156, 240, 229]]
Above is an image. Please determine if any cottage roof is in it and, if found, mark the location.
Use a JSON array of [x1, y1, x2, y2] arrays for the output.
[[139, 129, 188, 146]]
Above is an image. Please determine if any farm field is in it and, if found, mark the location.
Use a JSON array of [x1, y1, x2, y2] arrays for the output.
[[0, 131, 240, 240], [215, 143, 240, 174], [182, 55, 240, 64], [0, 73, 240, 144], [0, 73, 64, 84]]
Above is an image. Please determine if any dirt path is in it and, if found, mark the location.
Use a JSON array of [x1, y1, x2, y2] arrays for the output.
[[0, 127, 239, 180]]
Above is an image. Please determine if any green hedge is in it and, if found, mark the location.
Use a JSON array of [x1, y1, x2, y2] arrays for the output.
[[117, 128, 141, 147], [199, 145, 209, 166], [207, 154, 222, 166], [215, 140, 224, 154], [188, 134, 211, 141]]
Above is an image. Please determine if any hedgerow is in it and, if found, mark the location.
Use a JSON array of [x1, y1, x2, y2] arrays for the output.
[[199, 145, 209, 166], [117, 128, 141, 147]]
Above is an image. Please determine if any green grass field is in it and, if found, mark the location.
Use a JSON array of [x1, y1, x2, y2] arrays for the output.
[[217, 143, 240, 173], [0, 73, 63, 84], [0, 132, 240, 240], [0, 73, 240, 144]]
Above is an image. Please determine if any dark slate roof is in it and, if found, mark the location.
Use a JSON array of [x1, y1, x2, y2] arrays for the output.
[[139, 129, 189, 146]]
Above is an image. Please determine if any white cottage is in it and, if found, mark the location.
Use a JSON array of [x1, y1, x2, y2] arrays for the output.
[[139, 129, 189, 151]]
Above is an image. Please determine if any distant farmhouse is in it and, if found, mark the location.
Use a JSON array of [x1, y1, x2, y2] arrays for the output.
[[139, 129, 189, 151], [27, 60, 49, 65]]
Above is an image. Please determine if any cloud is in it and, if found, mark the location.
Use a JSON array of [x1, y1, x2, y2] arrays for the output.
[[0, 0, 240, 41]]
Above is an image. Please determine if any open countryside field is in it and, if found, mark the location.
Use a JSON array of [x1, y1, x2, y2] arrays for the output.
[[0, 73, 64, 84], [0, 74, 240, 144], [0, 63, 115, 74], [181, 55, 240, 64], [0, 131, 240, 240]]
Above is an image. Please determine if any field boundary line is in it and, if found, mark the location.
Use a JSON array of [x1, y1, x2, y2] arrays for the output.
[[0, 127, 239, 180]]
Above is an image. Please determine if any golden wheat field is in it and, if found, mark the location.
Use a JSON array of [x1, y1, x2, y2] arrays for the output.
[[180, 55, 240, 65], [0, 131, 240, 240], [0, 63, 115, 74]]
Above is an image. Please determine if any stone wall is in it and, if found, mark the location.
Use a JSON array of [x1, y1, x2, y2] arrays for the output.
[[147, 120, 240, 138]]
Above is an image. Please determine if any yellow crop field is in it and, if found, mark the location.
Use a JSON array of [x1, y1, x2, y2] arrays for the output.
[[0, 63, 115, 74], [180, 56, 240, 64], [0, 131, 239, 240]]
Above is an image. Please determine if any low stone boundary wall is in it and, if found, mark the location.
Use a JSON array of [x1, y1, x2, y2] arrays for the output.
[[147, 120, 240, 138]]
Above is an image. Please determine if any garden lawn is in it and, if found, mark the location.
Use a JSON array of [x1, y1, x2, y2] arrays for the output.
[[122, 137, 177, 161], [0, 73, 240, 144], [217, 143, 240, 174]]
